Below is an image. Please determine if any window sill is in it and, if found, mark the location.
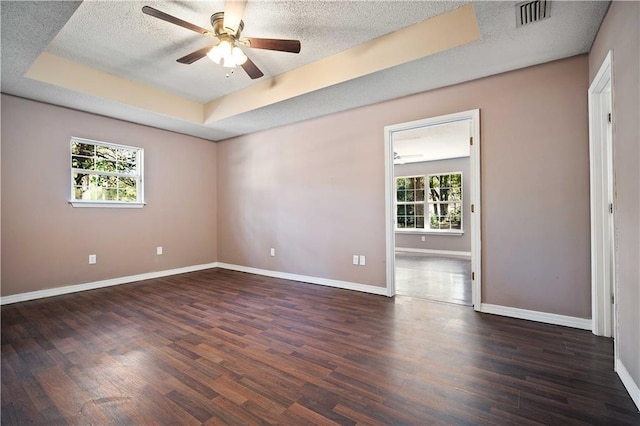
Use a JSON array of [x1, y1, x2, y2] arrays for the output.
[[395, 229, 464, 236], [69, 201, 146, 208]]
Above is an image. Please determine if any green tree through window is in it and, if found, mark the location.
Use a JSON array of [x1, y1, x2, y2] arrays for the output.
[[71, 138, 143, 205], [396, 172, 462, 231]]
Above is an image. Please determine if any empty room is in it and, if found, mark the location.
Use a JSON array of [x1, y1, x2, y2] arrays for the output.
[[1, 1, 639, 424]]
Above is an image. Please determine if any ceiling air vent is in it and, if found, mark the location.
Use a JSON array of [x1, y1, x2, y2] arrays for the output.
[[516, 0, 550, 27]]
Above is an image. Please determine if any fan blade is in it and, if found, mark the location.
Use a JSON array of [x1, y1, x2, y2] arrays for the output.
[[245, 37, 301, 54], [177, 45, 214, 64], [241, 56, 264, 79], [224, 0, 247, 35], [142, 6, 211, 35]]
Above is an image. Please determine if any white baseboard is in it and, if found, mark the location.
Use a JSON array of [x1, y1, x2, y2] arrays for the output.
[[0, 262, 219, 305], [1, 261, 389, 305], [616, 358, 640, 411], [395, 247, 471, 258], [216, 263, 389, 297], [480, 303, 592, 330]]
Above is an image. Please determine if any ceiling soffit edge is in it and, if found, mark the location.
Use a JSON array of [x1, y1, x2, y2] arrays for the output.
[[22, 4, 479, 131]]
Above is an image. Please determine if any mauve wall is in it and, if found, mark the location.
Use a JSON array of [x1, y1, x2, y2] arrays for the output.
[[394, 157, 471, 252], [1, 95, 218, 296], [218, 55, 591, 318], [589, 0, 640, 392]]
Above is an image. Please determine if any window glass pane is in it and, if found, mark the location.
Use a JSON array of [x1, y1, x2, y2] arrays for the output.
[[405, 190, 414, 202], [72, 142, 94, 156], [118, 177, 136, 190], [117, 162, 137, 174], [428, 188, 439, 202], [416, 216, 425, 228], [416, 177, 425, 189], [440, 175, 450, 187], [397, 191, 406, 202], [429, 176, 439, 188], [72, 173, 90, 187], [416, 190, 425, 201], [440, 187, 450, 201], [397, 217, 406, 228], [73, 187, 84, 200], [451, 218, 462, 230], [406, 216, 415, 228], [429, 215, 439, 229], [117, 149, 137, 162], [96, 160, 117, 172], [96, 145, 117, 160], [406, 205, 414, 216], [103, 189, 118, 201], [450, 204, 462, 229], [416, 204, 424, 215], [396, 178, 406, 190], [96, 175, 117, 188], [397, 205, 406, 216], [407, 178, 415, 190], [439, 217, 450, 230], [118, 187, 138, 202], [72, 156, 94, 170]]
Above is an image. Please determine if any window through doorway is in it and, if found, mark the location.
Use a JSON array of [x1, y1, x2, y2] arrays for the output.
[[384, 109, 481, 308]]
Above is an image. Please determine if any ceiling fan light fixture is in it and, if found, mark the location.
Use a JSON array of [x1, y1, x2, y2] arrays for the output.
[[207, 38, 247, 68], [231, 46, 248, 65]]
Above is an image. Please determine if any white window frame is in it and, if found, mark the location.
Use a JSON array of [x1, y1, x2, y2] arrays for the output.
[[395, 172, 463, 234], [69, 137, 145, 208]]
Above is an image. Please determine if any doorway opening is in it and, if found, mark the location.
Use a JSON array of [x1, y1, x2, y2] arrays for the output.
[[384, 110, 481, 309]]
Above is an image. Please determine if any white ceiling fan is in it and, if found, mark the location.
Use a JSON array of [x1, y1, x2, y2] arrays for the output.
[[393, 152, 424, 164]]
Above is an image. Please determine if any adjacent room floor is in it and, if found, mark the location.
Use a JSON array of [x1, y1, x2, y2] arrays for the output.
[[395, 252, 472, 305], [2, 268, 639, 425]]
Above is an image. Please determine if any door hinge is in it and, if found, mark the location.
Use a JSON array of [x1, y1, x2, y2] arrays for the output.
[[471, 204, 475, 213], [470, 137, 473, 146], [472, 272, 475, 280], [608, 113, 612, 123], [611, 294, 614, 304], [609, 203, 614, 214]]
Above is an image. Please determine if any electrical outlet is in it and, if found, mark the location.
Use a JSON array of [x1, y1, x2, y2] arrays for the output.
[[157, 246, 163, 255], [353, 255, 359, 265], [270, 248, 275, 257], [359, 255, 366, 266], [89, 254, 96, 265], [421, 236, 426, 242]]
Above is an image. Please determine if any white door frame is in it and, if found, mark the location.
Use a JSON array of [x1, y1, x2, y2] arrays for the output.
[[384, 109, 482, 309], [588, 50, 616, 341]]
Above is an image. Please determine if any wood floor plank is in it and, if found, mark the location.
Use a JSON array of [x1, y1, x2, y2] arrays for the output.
[[2, 268, 639, 425]]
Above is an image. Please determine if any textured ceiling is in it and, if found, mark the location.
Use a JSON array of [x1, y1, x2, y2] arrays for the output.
[[394, 120, 470, 164], [1, 1, 610, 142]]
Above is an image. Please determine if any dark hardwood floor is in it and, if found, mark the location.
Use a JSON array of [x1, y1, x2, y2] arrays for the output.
[[2, 268, 638, 425], [395, 253, 472, 305]]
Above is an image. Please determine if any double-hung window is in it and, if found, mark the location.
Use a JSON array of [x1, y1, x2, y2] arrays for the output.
[[70, 137, 144, 207], [396, 172, 462, 232]]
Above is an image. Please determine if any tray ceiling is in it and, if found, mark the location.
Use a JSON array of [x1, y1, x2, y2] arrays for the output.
[[1, 1, 610, 141]]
